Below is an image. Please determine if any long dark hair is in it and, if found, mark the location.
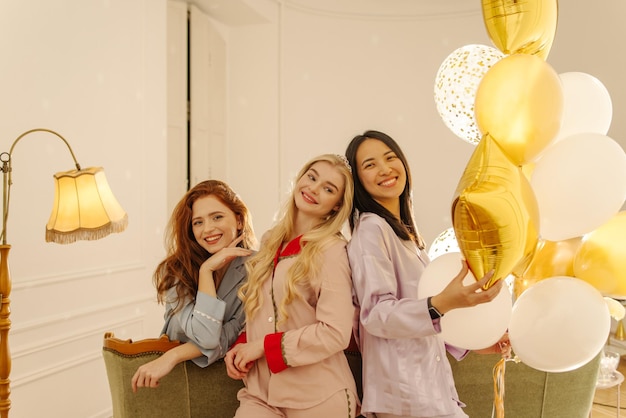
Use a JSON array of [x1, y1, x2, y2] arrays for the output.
[[345, 130, 424, 248]]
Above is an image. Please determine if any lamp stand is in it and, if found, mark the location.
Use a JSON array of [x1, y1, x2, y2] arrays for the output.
[[0, 245, 11, 418], [0, 128, 127, 417], [0, 143, 11, 418]]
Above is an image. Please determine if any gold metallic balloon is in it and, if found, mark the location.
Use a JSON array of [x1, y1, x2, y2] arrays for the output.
[[452, 134, 540, 289], [574, 211, 626, 297], [475, 53, 563, 166], [521, 162, 535, 181], [513, 237, 582, 299], [481, 0, 558, 60]]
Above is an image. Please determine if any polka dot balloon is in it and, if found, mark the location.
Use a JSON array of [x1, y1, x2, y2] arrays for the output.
[[427, 227, 460, 260], [434, 44, 505, 145]]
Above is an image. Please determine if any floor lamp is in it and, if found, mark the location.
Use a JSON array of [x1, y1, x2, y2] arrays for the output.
[[0, 128, 128, 418]]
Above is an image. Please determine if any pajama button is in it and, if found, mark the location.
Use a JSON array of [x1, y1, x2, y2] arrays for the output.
[[268, 316, 273, 323], [436, 355, 441, 361]]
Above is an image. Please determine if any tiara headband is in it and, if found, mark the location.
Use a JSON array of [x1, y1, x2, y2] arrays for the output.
[[336, 154, 352, 173]]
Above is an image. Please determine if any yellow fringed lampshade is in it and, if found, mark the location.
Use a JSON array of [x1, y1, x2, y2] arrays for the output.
[[46, 166, 128, 244]]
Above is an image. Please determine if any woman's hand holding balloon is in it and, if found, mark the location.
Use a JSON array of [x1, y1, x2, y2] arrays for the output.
[[429, 261, 502, 315]]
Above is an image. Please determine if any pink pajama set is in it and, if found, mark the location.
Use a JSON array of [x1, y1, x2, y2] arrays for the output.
[[235, 235, 359, 418]]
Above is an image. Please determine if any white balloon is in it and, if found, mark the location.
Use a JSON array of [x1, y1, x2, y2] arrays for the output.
[[530, 133, 626, 241], [509, 276, 610, 372], [555, 72, 612, 143], [418, 252, 512, 350], [434, 44, 505, 145]]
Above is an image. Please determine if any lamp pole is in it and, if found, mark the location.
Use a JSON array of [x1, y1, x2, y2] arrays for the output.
[[0, 153, 11, 418], [0, 128, 127, 417], [0, 245, 10, 418]]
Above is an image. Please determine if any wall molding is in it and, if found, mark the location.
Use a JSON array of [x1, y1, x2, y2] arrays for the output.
[[12, 316, 146, 386], [12, 349, 102, 387], [12, 260, 145, 290], [13, 314, 145, 359], [86, 409, 112, 418], [11, 294, 152, 336]]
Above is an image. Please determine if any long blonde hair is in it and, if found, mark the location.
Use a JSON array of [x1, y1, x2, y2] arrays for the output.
[[239, 154, 353, 324]]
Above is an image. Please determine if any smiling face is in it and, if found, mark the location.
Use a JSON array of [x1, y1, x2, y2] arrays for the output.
[[355, 138, 407, 215], [293, 160, 345, 220], [191, 195, 242, 254]]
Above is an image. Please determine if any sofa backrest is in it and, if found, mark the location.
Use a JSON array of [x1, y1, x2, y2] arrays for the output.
[[448, 351, 601, 418], [102, 332, 244, 418]]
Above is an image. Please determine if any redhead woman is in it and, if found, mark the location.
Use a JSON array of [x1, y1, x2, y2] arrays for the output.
[[132, 179, 256, 391]]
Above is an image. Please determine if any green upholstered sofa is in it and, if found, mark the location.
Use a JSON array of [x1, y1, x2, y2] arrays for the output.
[[102, 332, 244, 418], [106, 331, 599, 418], [448, 351, 601, 417]]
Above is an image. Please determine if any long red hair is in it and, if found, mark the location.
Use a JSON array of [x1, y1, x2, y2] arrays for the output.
[[154, 180, 256, 312]]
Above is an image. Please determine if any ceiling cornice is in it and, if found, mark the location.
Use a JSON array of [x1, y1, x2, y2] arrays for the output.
[[280, 0, 482, 21]]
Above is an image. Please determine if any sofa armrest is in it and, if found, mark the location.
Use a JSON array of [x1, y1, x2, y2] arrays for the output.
[[102, 332, 244, 418], [103, 331, 182, 355], [102, 332, 191, 418]]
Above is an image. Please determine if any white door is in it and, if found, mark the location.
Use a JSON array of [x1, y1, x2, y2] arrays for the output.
[[166, 0, 188, 215], [189, 4, 227, 188], [167, 2, 227, 213]]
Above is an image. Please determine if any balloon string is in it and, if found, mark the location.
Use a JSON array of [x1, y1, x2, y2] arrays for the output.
[[493, 357, 506, 418]]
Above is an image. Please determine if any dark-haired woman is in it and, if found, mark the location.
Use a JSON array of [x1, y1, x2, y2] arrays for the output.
[[345, 131, 505, 418]]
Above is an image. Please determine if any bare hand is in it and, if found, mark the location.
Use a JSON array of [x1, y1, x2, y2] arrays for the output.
[[225, 344, 247, 380], [225, 340, 263, 379], [430, 261, 503, 315], [131, 356, 175, 392], [200, 235, 253, 274], [474, 332, 511, 360]]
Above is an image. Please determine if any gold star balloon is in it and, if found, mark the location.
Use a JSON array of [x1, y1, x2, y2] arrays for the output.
[[452, 134, 540, 289], [481, 0, 558, 60]]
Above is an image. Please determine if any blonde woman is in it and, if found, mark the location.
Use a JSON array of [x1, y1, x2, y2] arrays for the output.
[[225, 154, 358, 418]]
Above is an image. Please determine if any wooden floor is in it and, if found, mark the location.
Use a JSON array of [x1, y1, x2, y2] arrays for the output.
[[591, 357, 626, 417]]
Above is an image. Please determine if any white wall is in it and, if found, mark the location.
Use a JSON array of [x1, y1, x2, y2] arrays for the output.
[[223, 0, 626, 242], [0, 1, 167, 417]]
